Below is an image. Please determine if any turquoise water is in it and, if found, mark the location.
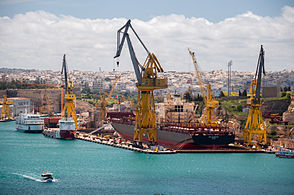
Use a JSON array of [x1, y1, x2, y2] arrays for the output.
[[0, 122, 294, 194]]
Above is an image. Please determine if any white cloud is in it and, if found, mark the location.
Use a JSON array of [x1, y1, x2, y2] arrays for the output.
[[0, 7, 293, 72]]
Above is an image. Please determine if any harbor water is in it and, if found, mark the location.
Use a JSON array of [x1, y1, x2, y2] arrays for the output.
[[0, 121, 294, 194]]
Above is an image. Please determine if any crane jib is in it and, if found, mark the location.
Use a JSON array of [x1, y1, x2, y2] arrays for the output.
[[62, 54, 68, 92], [114, 20, 149, 84], [254, 45, 265, 101]]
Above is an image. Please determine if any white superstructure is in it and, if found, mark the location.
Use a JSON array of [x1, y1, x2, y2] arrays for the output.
[[16, 113, 44, 133]]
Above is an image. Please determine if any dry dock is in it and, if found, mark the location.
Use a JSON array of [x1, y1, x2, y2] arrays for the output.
[[76, 132, 275, 154]]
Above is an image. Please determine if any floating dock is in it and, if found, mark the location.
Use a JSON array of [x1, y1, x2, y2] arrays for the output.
[[76, 132, 275, 154]]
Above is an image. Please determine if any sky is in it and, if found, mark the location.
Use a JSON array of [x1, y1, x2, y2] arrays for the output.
[[0, 0, 293, 72]]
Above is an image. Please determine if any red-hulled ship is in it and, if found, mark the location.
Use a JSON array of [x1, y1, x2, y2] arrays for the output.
[[43, 117, 76, 140], [108, 112, 235, 150]]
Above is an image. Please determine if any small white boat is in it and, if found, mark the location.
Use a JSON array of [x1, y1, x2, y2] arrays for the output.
[[41, 172, 54, 183]]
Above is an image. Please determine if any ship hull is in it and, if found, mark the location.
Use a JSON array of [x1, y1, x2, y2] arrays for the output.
[[111, 122, 235, 150], [275, 154, 294, 158], [43, 128, 76, 140], [16, 124, 44, 133]]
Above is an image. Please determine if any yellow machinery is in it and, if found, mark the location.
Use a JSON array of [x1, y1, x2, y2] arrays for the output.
[[107, 76, 120, 102], [40, 91, 54, 116], [244, 45, 267, 145], [114, 20, 168, 147], [61, 54, 78, 129], [188, 49, 219, 126], [0, 95, 13, 120], [96, 75, 120, 121]]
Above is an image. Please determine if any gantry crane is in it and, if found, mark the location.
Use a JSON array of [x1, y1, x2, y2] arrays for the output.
[[244, 45, 267, 145], [61, 54, 78, 129], [0, 95, 13, 120], [188, 49, 219, 126], [114, 20, 168, 146]]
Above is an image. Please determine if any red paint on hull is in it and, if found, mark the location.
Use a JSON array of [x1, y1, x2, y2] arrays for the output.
[[43, 129, 76, 140], [275, 154, 294, 158], [117, 131, 227, 150]]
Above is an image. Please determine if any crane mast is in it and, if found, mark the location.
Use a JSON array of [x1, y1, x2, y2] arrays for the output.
[[0, 95, 13, 120], [61, 54, 78, 129], [188, 49, 219, 126], [244, 45, 267, 146], [114, 20, 168, 147]]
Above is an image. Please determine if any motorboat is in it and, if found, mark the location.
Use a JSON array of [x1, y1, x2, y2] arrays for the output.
[[41, 172, 54, 183]]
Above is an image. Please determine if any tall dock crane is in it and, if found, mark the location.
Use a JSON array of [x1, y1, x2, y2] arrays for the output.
[[0, 95, 13, 120], [244, 45, 267, 145], [188, 49, 219, 126], [61, 55, 78, 129], [114, 20, 168, 147]]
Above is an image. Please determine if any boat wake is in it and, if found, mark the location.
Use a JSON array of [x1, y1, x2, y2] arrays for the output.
[[12, 173, 58, 183]]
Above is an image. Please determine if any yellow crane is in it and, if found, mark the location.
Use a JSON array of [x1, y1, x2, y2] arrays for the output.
[[96, 75, 120, 121], [0, 95, 13, 120], [40, 91, 54, 116], [61, 54, 78, 129], [107, 75, 120, 102], [244, 45, 267, 146], [188, 49, 219, 126], [114, 20, 168, 147]]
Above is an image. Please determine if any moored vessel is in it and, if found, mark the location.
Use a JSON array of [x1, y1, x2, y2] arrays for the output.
[[16, 112, 44, 133], [275, 148, 294, 158], [43, 117, 76, 140], [108, 112, 235, 150]]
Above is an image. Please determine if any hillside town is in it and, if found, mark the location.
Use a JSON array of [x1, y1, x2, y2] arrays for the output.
[[1, 68, 293, 96]]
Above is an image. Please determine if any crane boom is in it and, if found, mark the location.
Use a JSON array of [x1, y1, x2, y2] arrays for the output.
[[114, 19, 151, 84], [188, 49, 206, 102], [107, 76, 120, 101], [61, 54, 68, 92], [254, 45, 265, 101]]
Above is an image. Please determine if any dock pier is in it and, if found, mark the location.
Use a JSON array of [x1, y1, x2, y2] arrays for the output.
[[76, 132, 276, 154]]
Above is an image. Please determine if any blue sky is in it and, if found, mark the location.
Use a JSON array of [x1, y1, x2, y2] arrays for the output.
[[0, 0, 293, 72], [1, 0, 293, 22]]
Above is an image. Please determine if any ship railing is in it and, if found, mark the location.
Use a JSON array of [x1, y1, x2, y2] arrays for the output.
[[109, 117, 135, 126]]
